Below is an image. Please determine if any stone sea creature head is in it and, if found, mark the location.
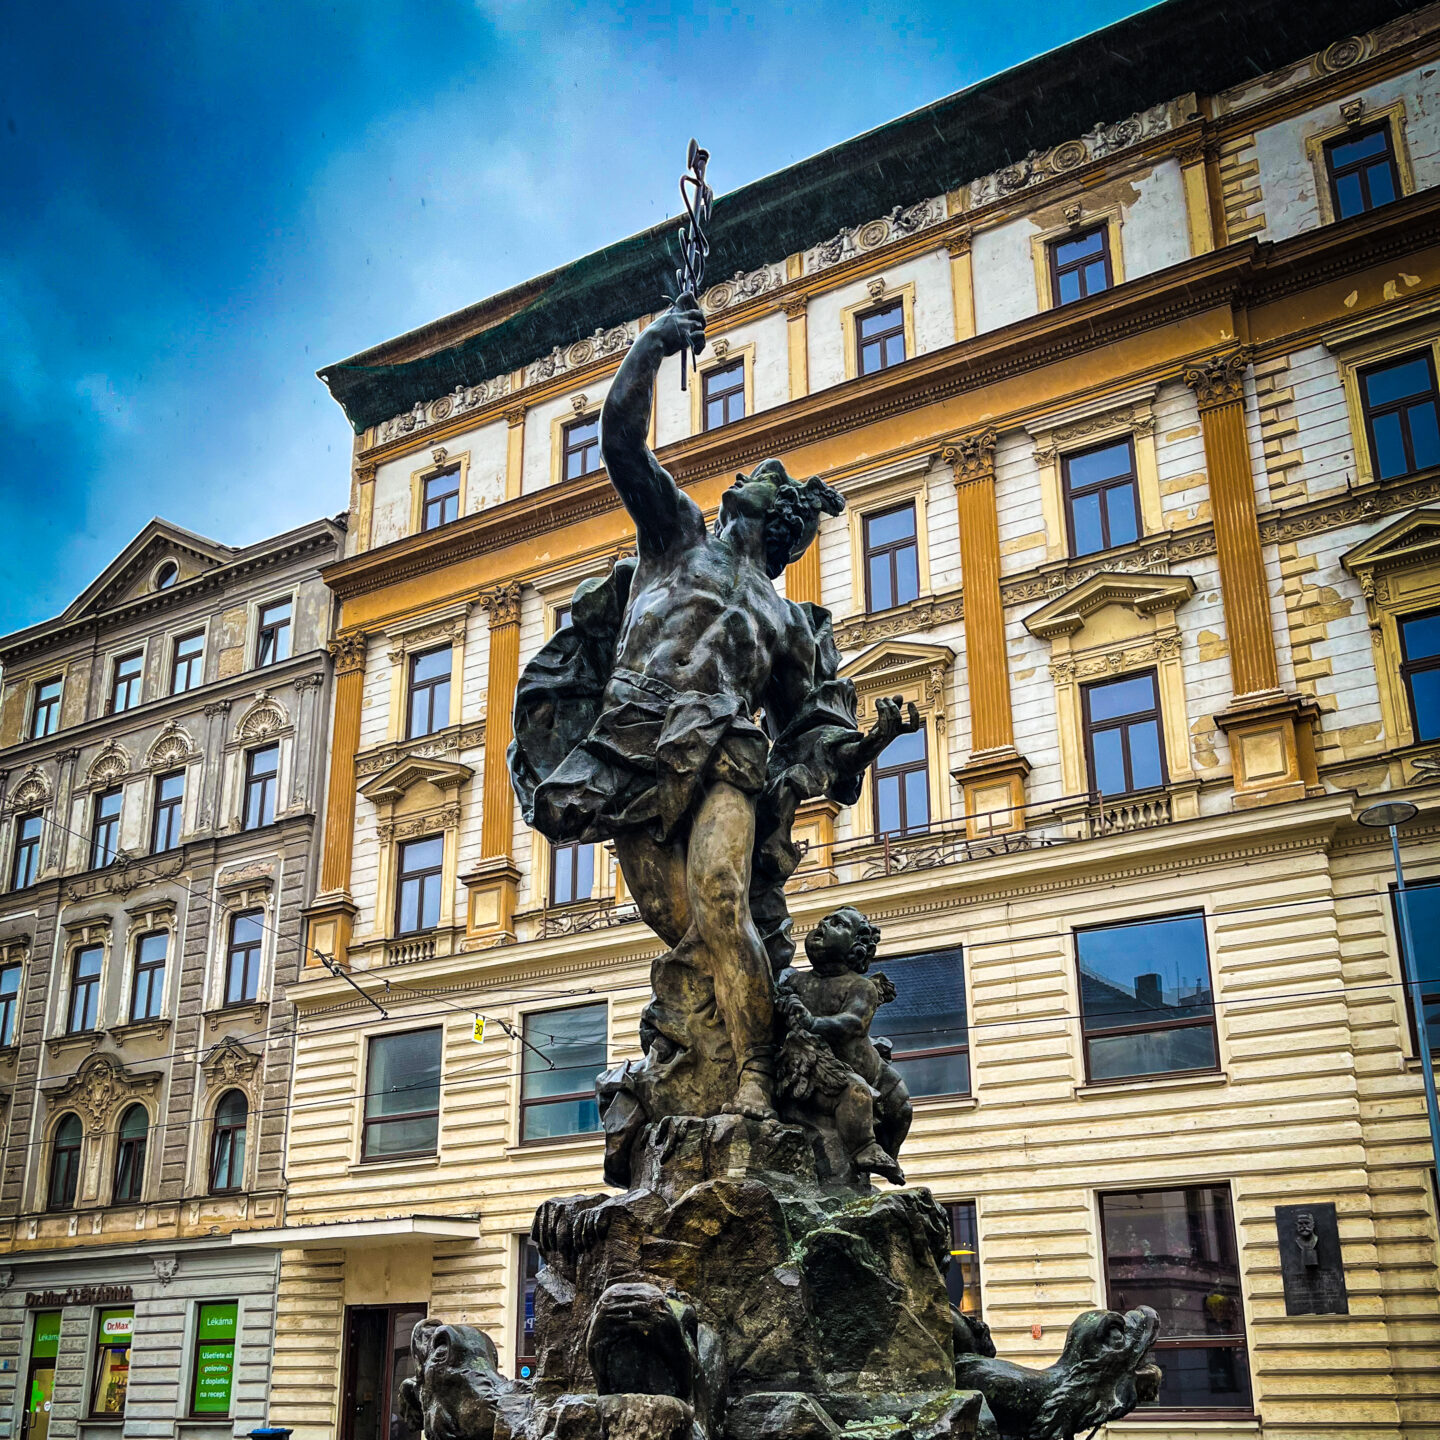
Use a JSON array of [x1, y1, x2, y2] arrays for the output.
[[399, 1319, 527, 1440], [804, 905, 881, 975], [717, 459, 845, 579]]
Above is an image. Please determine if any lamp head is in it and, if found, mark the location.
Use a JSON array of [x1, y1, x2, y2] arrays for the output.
[[1358, 800, 1419, 829]]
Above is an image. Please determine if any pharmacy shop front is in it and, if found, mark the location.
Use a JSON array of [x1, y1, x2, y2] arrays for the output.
[[0, 1240, 280, 1440]]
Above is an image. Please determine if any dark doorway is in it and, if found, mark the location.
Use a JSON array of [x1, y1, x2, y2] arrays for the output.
[[341, 1304, 426, 1440]]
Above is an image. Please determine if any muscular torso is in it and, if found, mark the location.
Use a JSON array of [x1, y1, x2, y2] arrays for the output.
[[610, 531, 812, 712]]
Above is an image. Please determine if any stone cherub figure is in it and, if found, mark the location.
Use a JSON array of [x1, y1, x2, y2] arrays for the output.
[[776, 906, 913, 1185], [511, 292, 918, 1135]]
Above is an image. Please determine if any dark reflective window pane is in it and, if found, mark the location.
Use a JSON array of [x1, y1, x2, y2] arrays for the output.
[[903, 769, 929, 830], [946, 1202, 982, 1316], [1086, 674, 1155, 723], [363, 1115, 438, 1157], [1088, 1022, 1219, 1080], [1367, 164, 1397, 208], [412, 648, 449, 684], [894, 547, 920, 606], [1066, 442, 1132, 488], [367, 1030, 442, 1118], [1413, 671, 1440, 740], [1333, 129, 1388, 166], [521, 1096, 600, 1139], [1057, 270, 1082, 305], [1104, 484, 1139, 546], [1091, 728, 1129, 795], [894, 1050, 969, 1098], [1365, 357, 1433, 407], [867, 506, 915, 545], [1410, 401, 1440, 468], [881, 948, 967, 1097], [879, 729, 925, 767], [1127, 719, 1164, 790], [1372, 412, 1410, 478], [869, 554, 893, 611], [876, 775, 901, 834], [1071, 492, 1104, 556], [1392, 879, 1440, 1054], [521, 1003, 606, 1140], [1402, 612, 1440, 660], [1149, 1344, 1253, 1411], [1078, 914, 1214, 1027]]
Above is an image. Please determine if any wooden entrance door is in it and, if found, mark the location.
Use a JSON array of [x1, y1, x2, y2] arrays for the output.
[[340, 1304, 426, 1440]]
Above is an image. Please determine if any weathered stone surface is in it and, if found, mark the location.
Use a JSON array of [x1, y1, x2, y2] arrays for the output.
[[723, 1391, 842, 1440], [597, 1394, 694, 1440]]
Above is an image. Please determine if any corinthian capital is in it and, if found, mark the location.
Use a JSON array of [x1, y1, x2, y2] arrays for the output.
[[481, 581, 523, 628], [1182, 348, 1252, 411], [327, 631, 369, 675], [941, 428, 998, 484]]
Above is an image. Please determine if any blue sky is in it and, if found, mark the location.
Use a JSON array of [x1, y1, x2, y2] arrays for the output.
[[1, 0, 1145, 635]]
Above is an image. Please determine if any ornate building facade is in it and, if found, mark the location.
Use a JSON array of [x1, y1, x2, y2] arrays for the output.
[[276, 1, 1440, 1436], [0, 516, 343, 1440]]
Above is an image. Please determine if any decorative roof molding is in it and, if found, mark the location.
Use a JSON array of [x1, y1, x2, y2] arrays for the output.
[[966, 99, 1186, 209], [803, 196, 947, 276], [1341, 508, 1440, 593], [373, 373, 512, 448], [1023, 572, 1197, 639], [525, 322, 637, 389], [840, 639, 956, 691], [700, 263, 787, 315]]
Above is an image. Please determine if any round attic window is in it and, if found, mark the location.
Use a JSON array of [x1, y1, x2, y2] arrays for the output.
[[154, 561, 179, 590]]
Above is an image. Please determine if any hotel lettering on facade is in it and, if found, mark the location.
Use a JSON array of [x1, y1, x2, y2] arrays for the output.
[[258, 2, 1440, 1437], [0, 518, 343, 1440]]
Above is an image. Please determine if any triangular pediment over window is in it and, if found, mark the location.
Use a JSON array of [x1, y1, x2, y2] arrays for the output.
[[61, 519, 235, 620], [358, 755, 474, 803], [839, 639, 955, 691], [1342, 510, 1440, 581], [1023, 572, 1196, 640]]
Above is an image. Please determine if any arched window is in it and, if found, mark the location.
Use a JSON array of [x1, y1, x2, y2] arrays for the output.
[[48, 1113, 82, 1210], [208, 1091, 247, 1194], [113, 1105, 148, 1204]]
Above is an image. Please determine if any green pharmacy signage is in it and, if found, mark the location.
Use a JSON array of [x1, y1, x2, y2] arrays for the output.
[[190, 1303, 238, 1415]]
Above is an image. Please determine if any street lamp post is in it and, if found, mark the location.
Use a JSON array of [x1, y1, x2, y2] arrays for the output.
[[1359, 800, 1440, 1179]]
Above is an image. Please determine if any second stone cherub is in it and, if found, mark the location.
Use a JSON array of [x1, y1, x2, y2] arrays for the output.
[[776, 905, 913, 1186]]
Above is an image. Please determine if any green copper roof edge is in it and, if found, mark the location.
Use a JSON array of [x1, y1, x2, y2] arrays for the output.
[[320, 0, 1426, 433]]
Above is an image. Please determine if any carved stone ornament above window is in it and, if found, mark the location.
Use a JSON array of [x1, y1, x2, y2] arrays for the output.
[[385, 607, 470, 666], [234, 691, 289, 742], [701, 264, 785, 315], [525, 323, 636, 388], [372, 373, 512, 447], [1023, 571, 1197, 640], [65, 851, 185, 903], [839, 639, 955, 729], [202, 1035, 260, 1095], [359, 755, 474, 805], [354, 720, 487, 779], [7, 766, 52, 812], [1340, 509, 1440, 601], [41, 1053, 162, 1136], [86, 741, 131, 789], [146, 721, 196, 770], [216, 860, 276, 895]]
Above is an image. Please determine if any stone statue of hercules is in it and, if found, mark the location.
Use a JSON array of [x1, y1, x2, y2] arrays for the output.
[[589, 293, 920, 1121]]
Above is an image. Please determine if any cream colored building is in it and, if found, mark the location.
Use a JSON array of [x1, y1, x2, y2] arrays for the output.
[[263, 1, 1440, 1436]]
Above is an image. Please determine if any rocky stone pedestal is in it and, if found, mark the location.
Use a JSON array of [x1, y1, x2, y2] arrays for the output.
[[525, 1114, 985, 1440]]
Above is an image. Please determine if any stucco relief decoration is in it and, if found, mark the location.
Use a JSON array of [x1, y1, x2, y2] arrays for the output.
[[202, 1036, 261, 1094], [481, 581, 523, 628], [45, 1054, 159, 1136], [217, 860, 276, 894], [524, 322, 636, 387], [151, 1255, 179, 1287], [235, 692, 288, 742], [377, 804, 463, 844], [803, 195, 946, 274], [86, 742, 131, 789], [373, 373, 511, 446], [386, 616, 467, 666], [965, 100, 1176, 208], [328, 631, 368, 675], [146, 722, 195, 770], [700, 263, 785, 314], [1182, 349, 1251, 411], [941, 429, 998, 484], [8, 767, 52, 812], [1317, 35, 1370, 74]]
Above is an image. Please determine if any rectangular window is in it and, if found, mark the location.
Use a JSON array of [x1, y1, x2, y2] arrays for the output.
[[0, 963, 18, 1046], [69, 945, 103, 1033], [1076, 912, 1217, 1081], [550, 841, 595, 907], [171, 631, 205, 694], [1049, 225, 1113, 305], [407, 646, 452, 739], [90, 1308, 133, 1417], [1082, 670, 1166, 798], [129, 932, 167, 1023], [554, 605, 573, 631], [256, 599, 292, 666], [422, 466, 461, 530], [516, 1238, 541, 1380], [863, 502, 920, 612], [857, 301, 905, 376], [30, 678, 62, 739], [702, 361, 746, 430], [882, 947, 968, 1097], [1063, 438, 1140, 557], [151, 771, 185, 854], [945, 1201, 981, 1317], [109, 652, 143, 714], [520, 1003, 606, 1142], [1101, 1186, 1252, 1413], [1325, 122, 1401, 220], [563, 416, 601, 481], [362, 1028, 442, 1159], [91, 787, 122, 869], [395, 835, 443, 934], [11, 812, 42, 890], [873, 728, 929, 837], [243, 745, 278, 830], [1391, 876, 1440, 1056], [225, 911, 264, 1007], [1359, 351, 1440, 481], [1400, 608, 1440, 742], [190, 1302, 238, 1416]]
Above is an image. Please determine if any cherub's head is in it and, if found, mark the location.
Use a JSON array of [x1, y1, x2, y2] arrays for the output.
[[715, 459, 845, 579], [804, 906, 881, 975]]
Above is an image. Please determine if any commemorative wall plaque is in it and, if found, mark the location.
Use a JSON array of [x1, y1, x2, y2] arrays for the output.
[[1275, 1202, 1349, 1315]]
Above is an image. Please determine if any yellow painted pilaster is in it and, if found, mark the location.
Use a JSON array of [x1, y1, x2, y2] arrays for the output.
[[784, 297, 809, 401], [1179, 141, 1216, 256], [504, 406, 527, 501], [946, 231, 976, 342]]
